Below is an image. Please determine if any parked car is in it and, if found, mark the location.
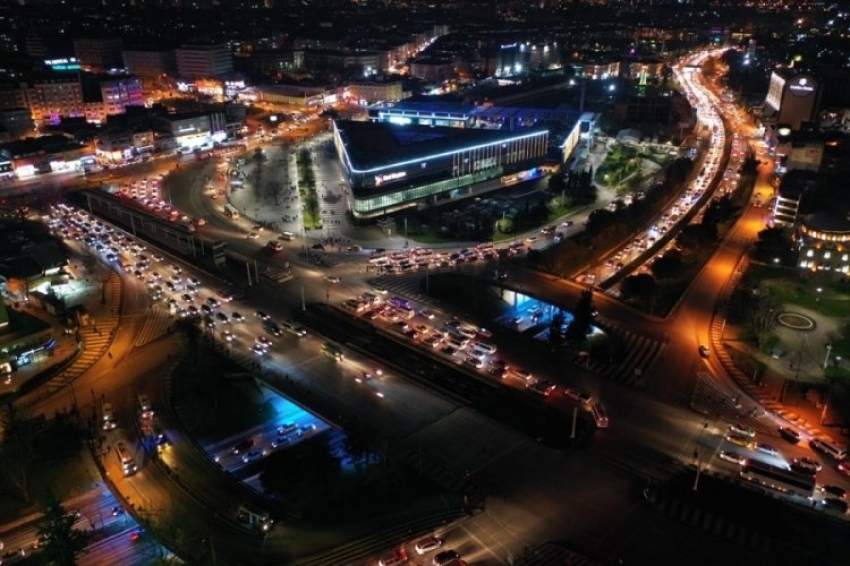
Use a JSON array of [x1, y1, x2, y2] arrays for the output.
[[778, 427, 801, 444]]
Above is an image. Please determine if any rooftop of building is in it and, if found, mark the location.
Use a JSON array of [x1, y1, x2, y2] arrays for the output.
[[335, 119, 547, 172], [802, 209, 850, 235]]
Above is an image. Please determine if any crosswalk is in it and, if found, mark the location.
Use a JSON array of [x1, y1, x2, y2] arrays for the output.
[[575, 323, 666, 389], [133, 305, 176, 347], [513, 543, 602, 566], [367, 276, 665, 389], [398, 448, 475, 495], [643, 485, 772, 553], [41, 273, 122, 397]]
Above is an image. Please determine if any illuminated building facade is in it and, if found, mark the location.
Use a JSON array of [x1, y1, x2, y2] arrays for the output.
[[333, 119, 550, 218]]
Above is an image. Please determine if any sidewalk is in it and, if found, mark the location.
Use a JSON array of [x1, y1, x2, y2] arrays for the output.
[[711, 258, 847, 444], [2, 246, 124, 403]]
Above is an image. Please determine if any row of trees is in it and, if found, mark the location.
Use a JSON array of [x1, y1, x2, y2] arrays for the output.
[[296, 149, 322, 230]]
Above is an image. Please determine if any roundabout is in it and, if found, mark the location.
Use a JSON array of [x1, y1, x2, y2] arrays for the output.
[[776, 312, 816, 331]]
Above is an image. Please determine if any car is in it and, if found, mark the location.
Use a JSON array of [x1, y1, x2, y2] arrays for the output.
[[129, 527, 146, 542], [511, 368, 533, 381], [221, 330, 234, 342], [215, 312, 229, 325], [718, 451, 746, 465], [820, 485, 847, 499], [298, 424, 317, 437], [102, 403, 117, 430], [419, 309, 435, 320], [433, 549, 460, 566], [563, 387, 592, 404], [271, 435, 291, 449], [791, 457, 821, 475], [756, 444, 779, 457], [839, 462, 850, 477], [727, 433, 755, 449], [698, 344, 710, 358], [821, 497, 848, 514], [206, 297, 221, 309], [232, 439, 254, 454], [489, 366, 508, 379], [241, 450, 266, 464], [378, 550, 408, 566], [252, 343, 267, 355], [188, 276, 201, 287], [415, 536, 444, 555], [252, 224, 264, 232], [200, 304, 213, 315], [440, 346, 457, 357], [463, 356, 484, 369], [171, 264, 183, 274], [778, 427, 801, 444], [729, 423, 756, 438], [529, 379, 556, 396], [393, 321, 411, 332], [373, 287, 388, 295], [324, 274, 341, 283], [181, 293, 194, 303], [277, 423, 297, 436], [256, 336, 272, 349], [246, 232, 260, 239], [255, 310, 271, 320], [231, 312, 245, 323]]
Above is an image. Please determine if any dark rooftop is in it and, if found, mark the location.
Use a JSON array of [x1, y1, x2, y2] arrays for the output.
[[335, 120, 547, 172]]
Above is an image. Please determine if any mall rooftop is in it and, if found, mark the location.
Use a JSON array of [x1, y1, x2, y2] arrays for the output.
[[335, 120, 548, 172]]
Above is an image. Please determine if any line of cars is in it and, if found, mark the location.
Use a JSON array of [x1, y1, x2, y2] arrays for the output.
[[216, 422, 319, 467], [720, 423, 849, 512], [378, 536, 462, 566], [347, 291, 599, 411], [366, 241, 524, 275]]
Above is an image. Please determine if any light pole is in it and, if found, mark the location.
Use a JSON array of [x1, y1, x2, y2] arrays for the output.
[[824, 343, 833, 369]]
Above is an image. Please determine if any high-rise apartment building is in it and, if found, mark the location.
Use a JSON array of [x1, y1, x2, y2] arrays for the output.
[[175, 44, 233, 80], [73, 38, 125, 73]]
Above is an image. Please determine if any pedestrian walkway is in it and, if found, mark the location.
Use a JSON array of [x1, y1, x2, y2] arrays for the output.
[[133, 305, 174, 347], [398, 448, 475, 495], [513, 543, 602, 566], [37, 273, 122, 400], [643, 485, 772, 553], [576, 323, 666, 389]]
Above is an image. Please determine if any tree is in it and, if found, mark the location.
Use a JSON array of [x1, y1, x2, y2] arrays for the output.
[[745, 288, 783, 350], [0, 401, 40, 503], [548, 310, 566, 348], [37, 490, 87, 565], [566, 289, 595, 345], [620, 273, 658, 304], [755, 226, 792, 263], [650, 250, 682, 279]]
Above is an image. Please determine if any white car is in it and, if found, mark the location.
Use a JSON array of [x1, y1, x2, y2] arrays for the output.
[[324, 275, 341, 283]]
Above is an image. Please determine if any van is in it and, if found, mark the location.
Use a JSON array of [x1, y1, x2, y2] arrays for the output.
[[591, 403, 609, 428], [810, 438, 847, 461]]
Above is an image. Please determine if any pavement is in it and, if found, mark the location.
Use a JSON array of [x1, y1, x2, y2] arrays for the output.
[[1, 244, 123, 407], [710, 252, 848, 446]]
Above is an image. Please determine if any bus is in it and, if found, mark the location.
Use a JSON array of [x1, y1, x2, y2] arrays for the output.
[[237, 504, 273, 532], [224, 204, 240, 219], [322, 342, 344, 361], [740, 459, 815, 499], [116, 442, 137, 476]]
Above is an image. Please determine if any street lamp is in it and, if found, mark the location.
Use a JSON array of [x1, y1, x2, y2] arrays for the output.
[[824, 343, 833, 369]]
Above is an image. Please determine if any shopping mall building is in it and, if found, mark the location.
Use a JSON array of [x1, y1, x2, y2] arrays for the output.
[[333, 101, 592, 218]]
